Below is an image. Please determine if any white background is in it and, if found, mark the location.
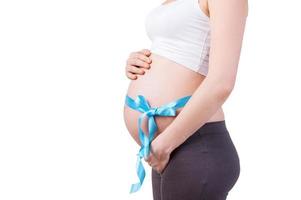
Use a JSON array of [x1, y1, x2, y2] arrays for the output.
[[0, 0, 300, 199]]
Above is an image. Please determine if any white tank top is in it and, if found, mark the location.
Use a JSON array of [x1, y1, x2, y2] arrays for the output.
[[145, 0, 210, 76]]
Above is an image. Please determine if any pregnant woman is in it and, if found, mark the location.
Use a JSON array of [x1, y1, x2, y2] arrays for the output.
[[123, 0, 248, 199]]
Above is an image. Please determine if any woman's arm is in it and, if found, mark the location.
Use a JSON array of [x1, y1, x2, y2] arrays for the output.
[[153, 0, 248, 156]]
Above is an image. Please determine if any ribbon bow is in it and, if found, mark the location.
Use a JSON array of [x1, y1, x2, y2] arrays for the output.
[[125, 94, 191, 193]]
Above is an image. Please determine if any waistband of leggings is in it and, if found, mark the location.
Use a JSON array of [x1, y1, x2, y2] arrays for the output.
[[195, 120, 227, 134]]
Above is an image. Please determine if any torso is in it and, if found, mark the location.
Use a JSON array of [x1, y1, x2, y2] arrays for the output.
[[123, 0, 223, 145], [123, 53, 225, 146]]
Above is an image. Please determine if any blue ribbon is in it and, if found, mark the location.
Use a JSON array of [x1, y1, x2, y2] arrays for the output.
[[125, 94, 192, 193]]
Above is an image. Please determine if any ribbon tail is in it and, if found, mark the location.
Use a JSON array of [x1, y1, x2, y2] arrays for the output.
[[138, 115, 146, 146], [138, 114, 151, 158], [130, 154, 146, 193], [148, 116, 158, 142]]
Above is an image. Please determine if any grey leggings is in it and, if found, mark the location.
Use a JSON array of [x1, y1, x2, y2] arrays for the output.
[[152, 120, 240, 200]]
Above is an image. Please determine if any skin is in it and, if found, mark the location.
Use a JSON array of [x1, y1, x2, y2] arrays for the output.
[[125, 49, 152, 80], [126, 0, 248, 174]]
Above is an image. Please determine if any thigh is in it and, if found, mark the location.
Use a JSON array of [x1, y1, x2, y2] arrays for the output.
[[152, 168, 162, 200], [160, 135, 209, 200]]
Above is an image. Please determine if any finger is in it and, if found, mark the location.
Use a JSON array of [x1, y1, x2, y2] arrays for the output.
[[125, 65, 138, 79], [127, 57, 146, 69], [127, 59, 147, 74], [150, 144, 159, 160], [128, 51, 151, 69], [156, 164, 164, 174], [128, 51, 138, 58], [130, 54, 151, 69], [144, 151, 155, 163], [140, 49, 151, 57], [127, 64, 145, 75], [147, 160, 153, 167], [136, 53, 152, 68], [155, 167, 161, 174], [144, 153, 151, 162], [125, 71, 137, 80], [130, 50, 150, 62], [140, 50, 152, 65]]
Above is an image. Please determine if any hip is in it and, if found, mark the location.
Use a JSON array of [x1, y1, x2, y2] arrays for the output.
[[152, 120, 240, 198], [164, 120, 240, 182]]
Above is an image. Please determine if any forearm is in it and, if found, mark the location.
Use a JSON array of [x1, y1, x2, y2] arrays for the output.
[[156, 77, 233, 154]]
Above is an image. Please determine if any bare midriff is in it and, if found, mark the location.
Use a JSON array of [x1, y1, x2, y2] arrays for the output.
[[123, 53, 225, 146]]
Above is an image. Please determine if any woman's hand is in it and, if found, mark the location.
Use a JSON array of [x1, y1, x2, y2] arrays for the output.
[[125, 49, 152, 80], [144, 136, 172, 174]]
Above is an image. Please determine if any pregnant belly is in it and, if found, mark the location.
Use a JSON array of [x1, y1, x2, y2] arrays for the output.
[[123, 53, 208, 145]]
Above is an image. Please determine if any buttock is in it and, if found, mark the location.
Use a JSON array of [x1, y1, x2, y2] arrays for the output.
[[151, 120, 240, 200]]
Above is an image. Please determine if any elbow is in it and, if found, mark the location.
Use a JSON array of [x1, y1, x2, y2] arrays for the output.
[[222, 83, 234, 94], [215, 82, 235, 101], [205, 73, 236, 100]]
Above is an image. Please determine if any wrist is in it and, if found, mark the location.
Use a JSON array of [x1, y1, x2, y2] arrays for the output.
[[155, 131, 177, 155]]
